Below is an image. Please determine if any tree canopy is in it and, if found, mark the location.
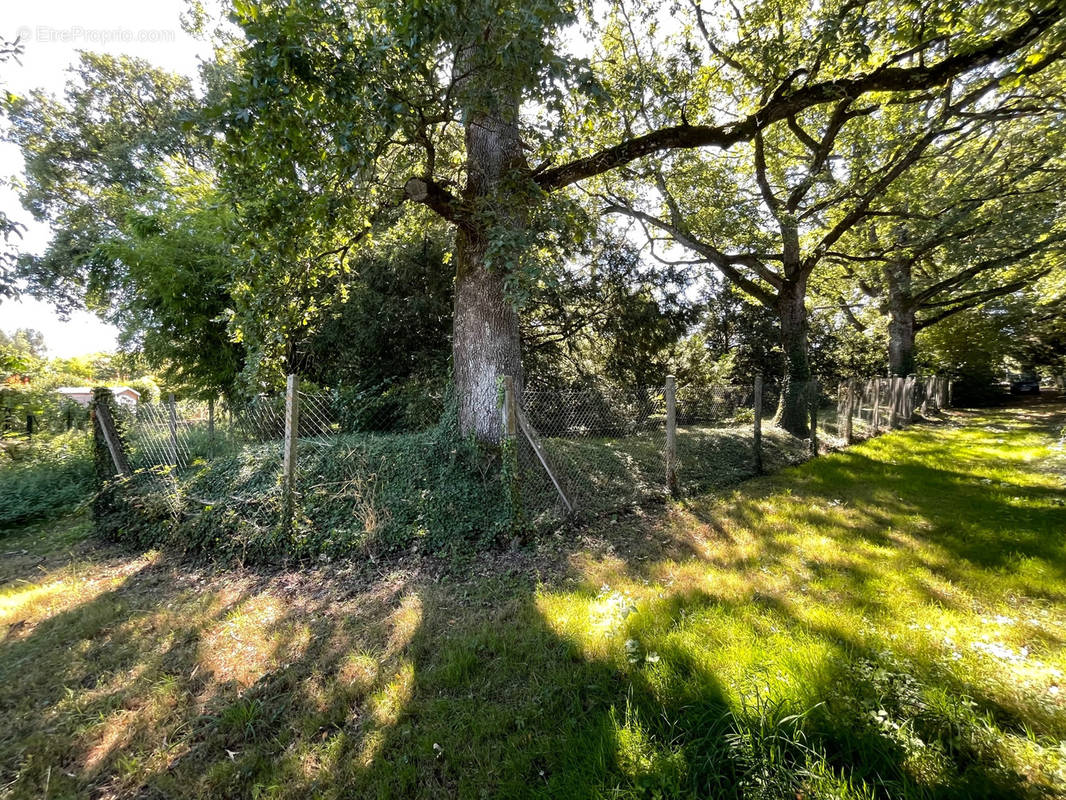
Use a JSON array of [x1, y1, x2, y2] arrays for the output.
[[1, 0, 1063, 429]]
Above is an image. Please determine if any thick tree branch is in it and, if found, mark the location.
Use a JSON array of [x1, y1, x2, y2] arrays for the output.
[[913, 235, 1066, 305], [604, 202, 779, 307], [404, 177, 466, 225], [915, 268, 1053, 329], [534, 6, 1062, 191]]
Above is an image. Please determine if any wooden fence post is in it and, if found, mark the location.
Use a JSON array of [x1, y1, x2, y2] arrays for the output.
[[871, 378, 881, 434], [752, 375, 763, 474], [167, 393, 178, 467], [282, 374, 300, 528], [92, 390, 131, 477], [843, 380, 855, 445], [888, 378, 899, 429], [502, 376, 518, 440], [856, 381, 867, 432], [905, 375, 916, 423], [665, 375, 678, 496], [808, 379, 819, 457]]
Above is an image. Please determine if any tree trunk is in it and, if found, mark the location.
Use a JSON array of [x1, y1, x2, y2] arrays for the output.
[[452, 90, 529, 442], [453, 233, 524, 442], [887, 305, 916, 377], [773, 278, 812, 437], [884, 260, 916, 377]]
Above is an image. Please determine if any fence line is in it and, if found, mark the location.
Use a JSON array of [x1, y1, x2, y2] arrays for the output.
[[824, 375, 950, 444], [105, 372, 954, 536]]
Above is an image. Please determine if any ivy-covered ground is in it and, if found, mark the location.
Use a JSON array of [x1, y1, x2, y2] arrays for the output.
[[1, 400, 1064, 799], [101, 416, 809, 562]]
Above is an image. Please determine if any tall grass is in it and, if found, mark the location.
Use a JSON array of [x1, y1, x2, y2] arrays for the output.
[[0, 430, 94, 530]]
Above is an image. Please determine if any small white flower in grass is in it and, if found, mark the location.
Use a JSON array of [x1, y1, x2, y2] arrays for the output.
[[625, 639, 641, 663], [433, 743, 443, 758], [645, 652, 661, 664], [971, 640, 1028, 663]]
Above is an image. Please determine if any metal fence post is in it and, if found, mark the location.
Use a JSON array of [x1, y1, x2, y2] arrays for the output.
[[808, 379, 819, 456], [753, 375, 763, 474], [665, 375, 678, 496], [282, 374, 300, 529], [167, 393, 178, 467]]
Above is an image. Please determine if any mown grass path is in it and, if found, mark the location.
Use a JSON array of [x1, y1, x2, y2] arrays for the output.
[[1, 402, 1064, 799]]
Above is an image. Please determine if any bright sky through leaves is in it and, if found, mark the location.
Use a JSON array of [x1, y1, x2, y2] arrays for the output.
[[0, 0, 208, 356]]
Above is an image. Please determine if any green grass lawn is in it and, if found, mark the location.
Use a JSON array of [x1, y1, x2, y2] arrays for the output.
[[1, 403, 1064, 799]]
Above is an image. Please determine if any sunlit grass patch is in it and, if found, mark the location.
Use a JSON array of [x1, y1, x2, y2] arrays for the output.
[[0, 403, 1063, 799]]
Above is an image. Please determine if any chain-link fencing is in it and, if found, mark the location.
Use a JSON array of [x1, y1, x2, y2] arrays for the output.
[[95, 372, 953, 553], [507, 379, 772, 528], [821, 375, 951, 443]]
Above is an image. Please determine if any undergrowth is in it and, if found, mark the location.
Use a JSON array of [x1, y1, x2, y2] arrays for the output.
[[94, 406, 513, 562], [0, 430, 94, 530], [1, 403, 1063, 798]]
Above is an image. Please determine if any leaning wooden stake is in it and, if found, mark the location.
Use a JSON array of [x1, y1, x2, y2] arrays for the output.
[[282, 374, 300, 529], [515, 405, 574, 514], [752, 375, 763, 474], [665, 375, 678, 496], [92, 392, 131, 477]]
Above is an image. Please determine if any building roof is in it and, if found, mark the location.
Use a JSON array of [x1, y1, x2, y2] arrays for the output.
[[57, 386, 141, 397]]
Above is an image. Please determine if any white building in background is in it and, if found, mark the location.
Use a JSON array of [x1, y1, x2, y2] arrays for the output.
[[56, 386, 141, 408]]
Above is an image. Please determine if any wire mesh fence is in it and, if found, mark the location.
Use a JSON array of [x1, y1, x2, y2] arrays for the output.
[[514, 385, 670, 525], [821, 375, 950, 443], [95, 372, 954, 549], [508, 380, 772, 527]]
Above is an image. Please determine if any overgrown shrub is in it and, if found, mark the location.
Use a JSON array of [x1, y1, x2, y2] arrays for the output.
[[96, 400, 512, 562], [0, 430, 94, 529], [334, 377, 446, 434]]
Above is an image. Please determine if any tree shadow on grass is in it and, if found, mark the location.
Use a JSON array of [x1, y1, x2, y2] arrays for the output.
[[2, 521, 1062, 799], [2, 406, 1064, 799]]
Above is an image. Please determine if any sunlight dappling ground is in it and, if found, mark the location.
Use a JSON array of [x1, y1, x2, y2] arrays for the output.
[[1, 403, 1064, 798]]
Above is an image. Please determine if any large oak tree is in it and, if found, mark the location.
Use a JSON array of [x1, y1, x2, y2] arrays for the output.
[[219, 0, 1065, 440]]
